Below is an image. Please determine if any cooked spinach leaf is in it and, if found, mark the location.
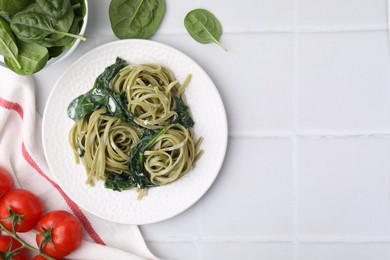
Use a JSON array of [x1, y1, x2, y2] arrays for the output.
[[109, 0, 165, 39], [4, 41, 48, 75], [173, 96, 194, 128], [67, 58, 132, 122], [128, 128, 165, 189], [67, 82, 134, 122], [105, 128, 165, 191], [76, 135, 84, 157], [105, 172, 135, 191], [94, 57, 127, 89], [0, 17, 21, 69], [184, 9, 227, 51]]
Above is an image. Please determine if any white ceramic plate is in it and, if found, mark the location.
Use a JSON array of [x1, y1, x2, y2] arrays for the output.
[[43, 40, 228, 224]]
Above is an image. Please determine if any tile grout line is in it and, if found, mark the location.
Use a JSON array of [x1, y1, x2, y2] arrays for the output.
[[387, 1, 390, 256], [388, 0, 390, 46], [89, 24, 388, 38], [144, 237, 390, 243], [292, 0, 299, 258], [195, 204, 203, 260], [229, 133, 390, 139], [194, 40, 204, 260]]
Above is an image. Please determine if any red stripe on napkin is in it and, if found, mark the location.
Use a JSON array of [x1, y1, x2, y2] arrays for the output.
[[0, 98, 23, 118], [0, 97, 105, 245]]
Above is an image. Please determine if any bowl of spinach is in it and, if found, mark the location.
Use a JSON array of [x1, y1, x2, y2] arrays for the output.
[[0, 0, 88, 75]]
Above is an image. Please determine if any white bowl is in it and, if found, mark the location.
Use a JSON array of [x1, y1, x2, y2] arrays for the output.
[[0, 0, 89, 70]]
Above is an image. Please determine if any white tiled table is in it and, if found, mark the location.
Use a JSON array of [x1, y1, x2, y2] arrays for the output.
[[35, 0, 390, 259]]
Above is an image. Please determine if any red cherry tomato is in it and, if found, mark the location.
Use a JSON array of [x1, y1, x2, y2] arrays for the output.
[[0, 167, 12, 198], [0, 236, 27, 260], [32, 255, 58, 260], [36, 210, 82, 258], [0, 189, 43, 232]]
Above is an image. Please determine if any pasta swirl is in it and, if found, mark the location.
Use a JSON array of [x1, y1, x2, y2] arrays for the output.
[[110, 64, 190, 129], [69, 108, 139, 185], [144, 124, 202, 185], [68, 59, 203, 199]]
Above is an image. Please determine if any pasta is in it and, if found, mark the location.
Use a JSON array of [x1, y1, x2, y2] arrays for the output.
[[68, 58, 203, 199], [145, 124, 203, 186], [110, 64, 189, 129], [69, 108, 139, 185]]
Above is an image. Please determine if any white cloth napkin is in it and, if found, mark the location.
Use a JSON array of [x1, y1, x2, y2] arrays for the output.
[[0, 67, 158, 260]]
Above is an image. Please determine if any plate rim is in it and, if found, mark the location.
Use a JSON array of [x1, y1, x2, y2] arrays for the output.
[[42, 39, 228, 224]]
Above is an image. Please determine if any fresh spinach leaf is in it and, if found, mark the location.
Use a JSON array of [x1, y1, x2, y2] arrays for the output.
[[4, 41, 48, 75], [0, 0, 29, 15], [10, 12, 86, 43], [0, 17, 21, 69], [47, 45, 65, 58], [71, 0, 86, 18], [173, 96, 194, 128], [184, 9, 227, 51], [35, 0, 74, 42], [41, 16, 82, 48], [36, 0, 73, 19], [67, 58, 132, 122], [109, 0, 165, 39], [71, 0, 86, 34], [38, 0, 86, 48], [0, 10, 12, 23]]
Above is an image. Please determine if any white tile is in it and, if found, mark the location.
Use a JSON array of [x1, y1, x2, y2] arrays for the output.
[[147, 242, 199, 260], [297, 137, 390, 238], [201, 242, 294, 260], [85, 0, 112, 36], [200, 138, 293, 238], [160, 0, 293, 33], [296, 0, 387, 26], [170, 33, 293, 135], [88, 0, 293, 36], [140, 204, 198, 241], [297, 32, 390, 133], [298, 243, 390, 260], [153, 35, 201, 62]]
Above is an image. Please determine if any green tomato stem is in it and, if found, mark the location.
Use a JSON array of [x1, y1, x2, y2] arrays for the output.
[[0, 222, 56, 260]]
